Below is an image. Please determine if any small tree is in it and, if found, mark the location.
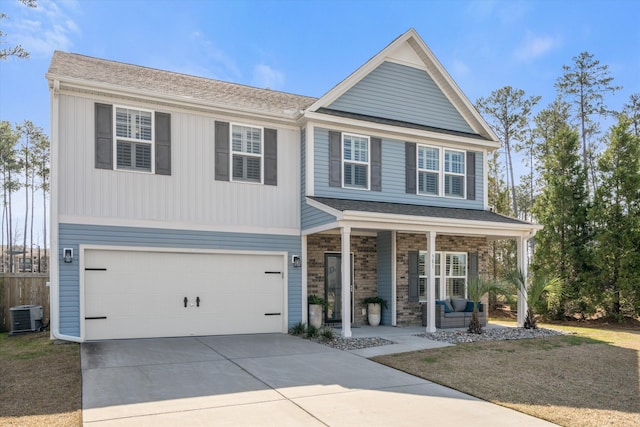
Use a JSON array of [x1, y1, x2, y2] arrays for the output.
[[466, 276, 505, 334], [503, 269, 565, 329]]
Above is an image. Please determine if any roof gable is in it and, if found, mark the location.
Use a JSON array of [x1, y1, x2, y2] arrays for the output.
[[306, 29, 498, 142], [327, 61, 475, 134]]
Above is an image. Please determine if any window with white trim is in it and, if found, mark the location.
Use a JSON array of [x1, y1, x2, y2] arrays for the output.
[[231, 124, 262, 183], [418, 252, 466, 301], [418, 145, 440, 196], [115, 107, 153, 172], [343, 133, 369, 189], [419, 252, 441, 301], [444, 149, 465, 198]]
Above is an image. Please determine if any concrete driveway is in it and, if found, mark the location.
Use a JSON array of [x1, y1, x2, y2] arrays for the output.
[[81, 333, 555, 426]]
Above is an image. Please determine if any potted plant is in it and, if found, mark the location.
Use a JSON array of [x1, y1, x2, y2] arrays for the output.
[[361, 296, 388, 326], [308, 294, 329, 329]]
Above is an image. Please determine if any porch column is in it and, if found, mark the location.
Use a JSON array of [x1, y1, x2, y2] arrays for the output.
[[517, 235, 529, 327], [341, 226, 352, 338], [426, 231, 436, 332]]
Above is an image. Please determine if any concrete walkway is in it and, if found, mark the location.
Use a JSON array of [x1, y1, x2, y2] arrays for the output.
[[81, 332, 556, 426]]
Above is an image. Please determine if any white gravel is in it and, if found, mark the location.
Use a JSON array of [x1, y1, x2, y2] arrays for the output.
[[296, 326, 570, 351], [417, 327, 570, 344]]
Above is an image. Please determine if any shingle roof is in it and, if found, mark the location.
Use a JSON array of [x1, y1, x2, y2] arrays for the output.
[[47, 51, 318, 116], [309, 197, 532, 226], [316, 108, 488, 140]]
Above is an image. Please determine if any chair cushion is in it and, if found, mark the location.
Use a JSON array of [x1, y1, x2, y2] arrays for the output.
[[444, 312, 466, 318], [451, 298, 468, 312]]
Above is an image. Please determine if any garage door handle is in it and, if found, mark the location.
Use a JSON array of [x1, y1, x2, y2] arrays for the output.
[[265, 271, 281, 274], [265, 313, 281, 316], [184, 297, 188, 307], [196, 296, 200, 307]]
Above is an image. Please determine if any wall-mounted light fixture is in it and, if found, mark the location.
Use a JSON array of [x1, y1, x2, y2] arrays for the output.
[[63, 248, 73, 263], [291, 255, 301, 268]]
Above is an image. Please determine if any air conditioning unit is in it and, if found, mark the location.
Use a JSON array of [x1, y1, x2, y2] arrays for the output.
[[10, 305, 43, 334]]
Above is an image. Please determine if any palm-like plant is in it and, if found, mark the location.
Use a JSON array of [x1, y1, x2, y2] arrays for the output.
[[503, 269, 564, 329], [467, 276, 506, 334]]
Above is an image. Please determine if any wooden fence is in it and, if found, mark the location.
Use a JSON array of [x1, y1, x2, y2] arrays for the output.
[[0, 274, 50, 332]]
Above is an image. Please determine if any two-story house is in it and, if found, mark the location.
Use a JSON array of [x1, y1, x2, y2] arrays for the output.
[[47, 29, 538, 342]]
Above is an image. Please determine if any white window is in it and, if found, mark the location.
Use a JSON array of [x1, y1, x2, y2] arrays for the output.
[[418, 251, 466, 301], [343, 133, 369, 189], [444, 149, 465, 198], [115, 107, 153, 172], [231, 124, 262, 183], [419, 252, 441, 301], [418, 145, 440, 196]]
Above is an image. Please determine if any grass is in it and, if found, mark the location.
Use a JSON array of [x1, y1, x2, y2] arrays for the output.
[[0, 332, 82, 427], [373, 320, 640, 427]]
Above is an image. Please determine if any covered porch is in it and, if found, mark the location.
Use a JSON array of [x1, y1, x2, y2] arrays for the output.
[[302, 197, 541, 338]]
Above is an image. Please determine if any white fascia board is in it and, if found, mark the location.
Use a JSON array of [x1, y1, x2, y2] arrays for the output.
[[58, 215, 301, 236], [46, 74, 303, 125], [304, 197, 344, 219], [303, 111, 501, 150], [339, 218, 538, 238], [305, 31, 415, 113], [301, 221, 340, 236], [339, 210, 542, 235], [405, 34, 499, 143]]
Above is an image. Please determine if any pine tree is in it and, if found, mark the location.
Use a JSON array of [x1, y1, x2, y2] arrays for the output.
[[590, 116, 640, 317], [532, 125, 592, 317]]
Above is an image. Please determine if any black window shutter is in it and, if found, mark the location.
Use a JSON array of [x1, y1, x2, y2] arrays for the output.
[[264, 128, 277, 186], [95, 103, 113, 169], [329, 131, 342, 187], [466, 151, 476, 200], [371, 137, 382, 191], [215, 121, 230, 181], [408, 250, 419, 302], [155, 112, 171, 175], [405, 142, 416, 194], [468, 252, 478, 279]]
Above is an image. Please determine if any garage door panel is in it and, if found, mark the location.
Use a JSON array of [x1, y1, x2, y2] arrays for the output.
[[84, 250, 285, 340]]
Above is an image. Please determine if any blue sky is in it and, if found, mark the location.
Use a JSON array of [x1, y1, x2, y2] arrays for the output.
[[0, 0, 639, 244]]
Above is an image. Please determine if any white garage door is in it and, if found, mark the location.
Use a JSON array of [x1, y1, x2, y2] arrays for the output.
[[83, 249, 285, 340]]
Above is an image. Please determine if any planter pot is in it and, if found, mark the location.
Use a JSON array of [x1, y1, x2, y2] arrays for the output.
[[309, 304, 323, 329], [367, 303, 381, 326]]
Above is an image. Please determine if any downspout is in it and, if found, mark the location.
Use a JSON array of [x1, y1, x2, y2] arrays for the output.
[[48, 79, 82, 343]]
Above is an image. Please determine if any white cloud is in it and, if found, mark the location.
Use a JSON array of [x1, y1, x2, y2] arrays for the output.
[[252, 64, 285, 90], [514, 33, 561, 62], [6, 0, 79, 57]]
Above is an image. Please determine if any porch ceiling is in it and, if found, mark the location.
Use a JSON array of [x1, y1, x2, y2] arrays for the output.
[[305, 197, 541, 238]]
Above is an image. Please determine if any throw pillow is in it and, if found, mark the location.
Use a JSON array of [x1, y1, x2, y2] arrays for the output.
[[451, 298, 468, 312], [465, 301, 475, 312], [444, 299, 454, 313]]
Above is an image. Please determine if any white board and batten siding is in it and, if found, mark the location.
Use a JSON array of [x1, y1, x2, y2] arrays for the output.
[[57, 94, 301, 232]]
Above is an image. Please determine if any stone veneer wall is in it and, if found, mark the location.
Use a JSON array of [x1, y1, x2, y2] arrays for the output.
[[307, 234, 377, 326], [395, 233, 490, 326]]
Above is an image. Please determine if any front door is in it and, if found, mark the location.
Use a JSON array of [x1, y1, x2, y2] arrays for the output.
[[324, 253, 354, 324]]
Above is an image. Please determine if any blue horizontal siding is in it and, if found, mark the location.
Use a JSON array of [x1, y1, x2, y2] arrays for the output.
[[57, 223, 302, 337], [328, 61, 474, 134], [314, 127, 484, 209], [301, 202, 336, 230]]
